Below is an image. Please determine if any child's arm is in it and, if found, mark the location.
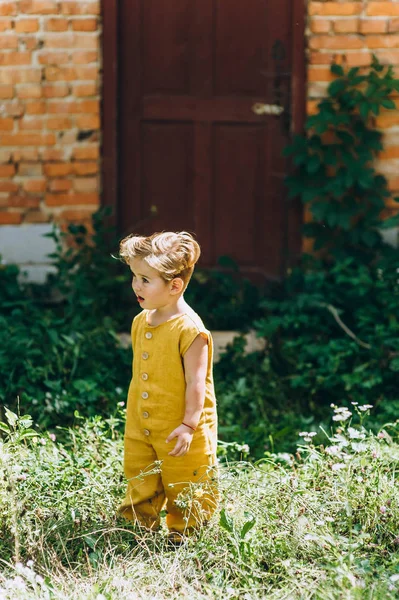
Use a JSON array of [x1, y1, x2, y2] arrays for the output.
[[165, 334, 208, 457]]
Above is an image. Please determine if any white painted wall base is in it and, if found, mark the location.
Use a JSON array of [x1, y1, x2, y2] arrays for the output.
[[0, 224, 57, 284]]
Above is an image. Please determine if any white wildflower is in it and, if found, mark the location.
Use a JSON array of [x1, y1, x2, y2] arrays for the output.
[[333, 411, 352, 421], [358, 404, 373, 412], [331, 463, 346, 471], [347, 427, 365, 439], [325, 445, 342, 456]]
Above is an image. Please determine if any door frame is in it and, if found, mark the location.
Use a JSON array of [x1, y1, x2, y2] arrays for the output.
[[101, 0, 306, 231]]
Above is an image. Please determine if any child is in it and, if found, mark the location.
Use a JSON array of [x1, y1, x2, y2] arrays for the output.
[[118, 231, 218, 539]]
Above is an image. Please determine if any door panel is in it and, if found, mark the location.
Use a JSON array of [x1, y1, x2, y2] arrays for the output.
[[119, 0, 302, 279]]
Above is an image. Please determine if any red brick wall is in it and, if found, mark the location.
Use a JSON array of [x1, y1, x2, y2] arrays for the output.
[[308, 0, 399, 221], [0, 0, 100, 228]]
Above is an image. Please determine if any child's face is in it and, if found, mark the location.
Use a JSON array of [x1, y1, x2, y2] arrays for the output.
[[129, 257, 175, 310]]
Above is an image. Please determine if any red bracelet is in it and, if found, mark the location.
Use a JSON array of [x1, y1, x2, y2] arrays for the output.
[[182, 422, 196, 431]]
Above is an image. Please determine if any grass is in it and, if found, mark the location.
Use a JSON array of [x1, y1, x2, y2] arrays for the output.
[[1, 404, 399, 599]]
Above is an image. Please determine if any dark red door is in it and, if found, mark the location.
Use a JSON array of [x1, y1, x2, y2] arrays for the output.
[[118, 0, 303, 279]]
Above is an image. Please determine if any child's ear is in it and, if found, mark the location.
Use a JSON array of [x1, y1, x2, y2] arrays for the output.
[[170, 277, 184, 295]]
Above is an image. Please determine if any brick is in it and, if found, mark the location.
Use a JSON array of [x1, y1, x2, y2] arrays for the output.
[[38, 51, 69, 65], [42, 33, 73, 48], [0, 3, 16, 16], [72, 145, 98, 160], [25, 101, 46, 115], [1, 100, 24, 117], [45, 18, 68, 31], [19, 0, 59, 14], [73, 161, 97, 175], [333, 18, 359, 33], [72, 33, 98, 49], [345, 52, 372, 66], [43, 162, 72, 176], [309, 2, 363, 17], [80, 100, 99, 113], [0, 34, 18, 49], [12, 149, 38, 161], [0, 84, 13, 98], [0, 68, 42, 85], [367, 3, 399, 17], [376, 114, 399, 128], [0, 164, 15, 177], [22, 179, 47, 193], [73, 82, 97, 97], [0, 51, 32, 65], [73, 177, 97, 192], [310, 19, 332, 34], [24, 210, 50, 223], [389, 18, 399, 33], [0, 118, 13, 130], [0, 181, 18, 192], [15, 18, 39, 32], [47, 116, 72, 129], [45, 66, 77, 81], [0, 19, 12, 32], [18, 115, 44, 129], [374, 49, 399, 64], [61, 2, 100, 16], [378, 146, 399, 160], [41, 149, 65, 161], [18, 162, 42, 176], [43, 83, 70, 97], [309, 52, 336, 65], [388, 176, 399, 191], [366, 35, 399, 48], [60, 130, 76, 144], [73, 65, 98, 79], [0, 150, 11, 163], [360, 19, 387, 34], [45, 192, 99, 205], [71, 18, 97, 31], [72, 50, 98, 64], [49, 178, 72, 191], [16, 85, 43, 99], [0, 133, 56, 145], [8, 195, 40, 208], [75, 114, 100, 129], [47, 100, 78, 113], [309, 35, 364, 50], [20, 36, 41, 51], [47, 100, 99, 114], [0, 211, 22, 224]]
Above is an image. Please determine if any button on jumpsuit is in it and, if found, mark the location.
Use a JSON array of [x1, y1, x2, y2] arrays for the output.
[[118, 309, 218, 534]]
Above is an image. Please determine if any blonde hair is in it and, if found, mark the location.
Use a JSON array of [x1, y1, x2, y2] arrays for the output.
[[119, 231, 201, 288]]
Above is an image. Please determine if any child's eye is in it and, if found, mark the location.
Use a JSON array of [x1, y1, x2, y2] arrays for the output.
[[143, 278, 149, 284]]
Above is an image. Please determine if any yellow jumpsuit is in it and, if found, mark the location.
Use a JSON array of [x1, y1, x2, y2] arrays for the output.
[[118, 308, 218, 534]]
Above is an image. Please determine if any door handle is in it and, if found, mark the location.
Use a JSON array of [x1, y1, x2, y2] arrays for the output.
[[252, 103, 284, 116]]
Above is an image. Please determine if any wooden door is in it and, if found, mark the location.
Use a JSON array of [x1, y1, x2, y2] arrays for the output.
[[117, 0, 304, 279]]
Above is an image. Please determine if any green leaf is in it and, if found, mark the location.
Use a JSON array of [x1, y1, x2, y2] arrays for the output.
[[331, 63, 344, 77], [240, 515, 256, 539], [5, 407, 18, 428], [381, 99, 396, 110], [219, 508, 234, 533], [328, 79, 346, 97]]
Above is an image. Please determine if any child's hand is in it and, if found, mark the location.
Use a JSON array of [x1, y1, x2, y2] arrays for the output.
[[166, 424, 194, 457]]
